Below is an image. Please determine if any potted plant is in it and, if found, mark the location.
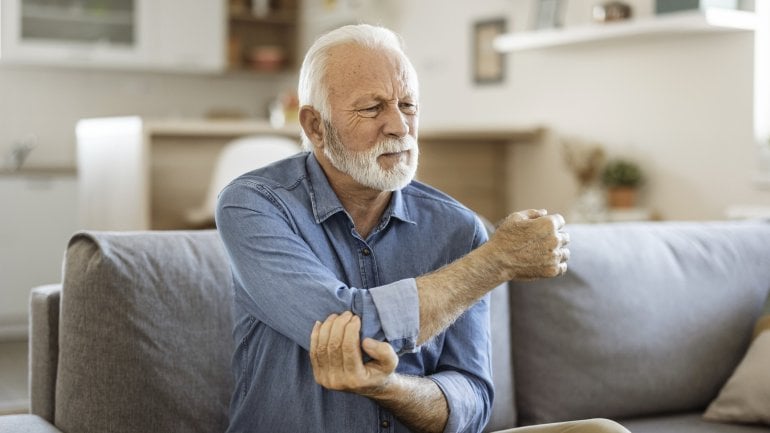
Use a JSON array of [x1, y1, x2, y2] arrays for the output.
[[601, 159, 643, 208]]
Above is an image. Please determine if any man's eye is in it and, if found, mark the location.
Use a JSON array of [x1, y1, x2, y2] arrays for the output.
[[358, 105, 380, 117], [400, 103, 417, 114]]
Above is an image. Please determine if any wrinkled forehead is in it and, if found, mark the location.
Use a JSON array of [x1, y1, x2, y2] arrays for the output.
[[324, 43, 419, 99]]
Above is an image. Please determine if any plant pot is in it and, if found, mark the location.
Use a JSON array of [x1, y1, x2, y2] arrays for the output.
[[607, 186, 637, 208]]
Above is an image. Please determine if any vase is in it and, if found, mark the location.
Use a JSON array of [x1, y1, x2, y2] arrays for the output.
[[570, 185, 607, 223]]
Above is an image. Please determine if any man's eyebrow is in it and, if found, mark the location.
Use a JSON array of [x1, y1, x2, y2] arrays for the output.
[[351, 94, 382, 106], [351, 92, 416, 106]]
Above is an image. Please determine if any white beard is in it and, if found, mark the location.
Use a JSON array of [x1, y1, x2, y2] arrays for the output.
[[322, 121, 419, 192]]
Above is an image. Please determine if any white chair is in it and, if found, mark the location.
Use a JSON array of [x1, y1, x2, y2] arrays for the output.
[[185, 135, 301, 227]]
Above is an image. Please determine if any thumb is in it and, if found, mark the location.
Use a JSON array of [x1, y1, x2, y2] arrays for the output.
[[362, 338, 398, 369]]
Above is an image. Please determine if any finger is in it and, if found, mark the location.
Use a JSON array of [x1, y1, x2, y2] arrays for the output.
[[310, 320, 320, 357], [560, 247, 570, 263], [316, 313, 338, 366], [559, 231, 571, 247], [362, 338, 399, 373], [309, 321, 321, 381], [328, 312, 353, 370], [341, 316, 363, 374], [558, 261, 568, 275], [549, 213, 566, 231]]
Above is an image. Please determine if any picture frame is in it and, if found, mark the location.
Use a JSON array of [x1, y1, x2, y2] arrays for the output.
[[472, 18, 506, 85], [534, 0, 564, 30]]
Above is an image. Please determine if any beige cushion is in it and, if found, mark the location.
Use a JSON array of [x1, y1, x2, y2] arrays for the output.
[[704, 330, 770, 425]]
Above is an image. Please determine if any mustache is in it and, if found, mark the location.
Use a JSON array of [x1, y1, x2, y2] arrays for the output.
[[376, 136, 418, 154]]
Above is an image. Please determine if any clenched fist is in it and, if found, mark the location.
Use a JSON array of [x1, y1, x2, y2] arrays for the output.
[[489, 209, 569, 281]]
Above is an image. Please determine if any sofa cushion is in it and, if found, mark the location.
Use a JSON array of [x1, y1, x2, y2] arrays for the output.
[[703, 330, 770, 425], [510, 221, 770, 425], [55, 231, 234, 433]]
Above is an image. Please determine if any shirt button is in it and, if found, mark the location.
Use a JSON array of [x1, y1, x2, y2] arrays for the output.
[[362, 248, 371, 256], [381, 420, 390, 428]]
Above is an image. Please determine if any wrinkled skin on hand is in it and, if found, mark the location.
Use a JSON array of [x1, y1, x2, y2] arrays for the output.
[[490, 209, 570, 281], [309, 311, 399, 397]]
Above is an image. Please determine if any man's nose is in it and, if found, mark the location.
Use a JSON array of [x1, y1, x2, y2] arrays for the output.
[[382, 104, 409, 138]]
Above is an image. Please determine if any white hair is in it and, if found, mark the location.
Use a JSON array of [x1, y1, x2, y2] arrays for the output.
[[297, 24, 418, 150]]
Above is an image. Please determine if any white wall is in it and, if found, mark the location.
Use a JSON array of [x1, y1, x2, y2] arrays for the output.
[[397, 0, 770, 220]]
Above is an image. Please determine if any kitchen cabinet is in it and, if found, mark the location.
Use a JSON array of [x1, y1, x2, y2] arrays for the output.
[[0, 0, 225, 72]]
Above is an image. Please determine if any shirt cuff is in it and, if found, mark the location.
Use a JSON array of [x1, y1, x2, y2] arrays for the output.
[[367, 278, 420, 354], [430, 371, 484, 433]]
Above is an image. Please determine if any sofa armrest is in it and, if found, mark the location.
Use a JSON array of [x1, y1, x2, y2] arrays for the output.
[[0, 414, 64, 433], [29, 284, 61, 424]]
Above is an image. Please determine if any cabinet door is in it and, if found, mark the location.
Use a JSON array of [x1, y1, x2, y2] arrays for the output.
[[0, 0, 225, 72], [0, 0, 150, 68], [145, 0, 225, 72]]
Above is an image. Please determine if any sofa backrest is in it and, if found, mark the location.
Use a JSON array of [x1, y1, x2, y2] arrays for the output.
[[510, 221, 770, 425], [55, 230, 234, 433], [51, 227, 517, 433]]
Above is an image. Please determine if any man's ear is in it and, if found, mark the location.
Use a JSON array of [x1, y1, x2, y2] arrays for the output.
[[299, 105, 324, 149]]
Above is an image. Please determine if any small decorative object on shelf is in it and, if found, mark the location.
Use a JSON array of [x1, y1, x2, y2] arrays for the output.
[[562, 138, 608, 223], [601, 159, 644, 208], [5, 136, 37, 172], [268, 90, 299, 128], [250, 45, 286, 71], [592, 1, 633, 22]]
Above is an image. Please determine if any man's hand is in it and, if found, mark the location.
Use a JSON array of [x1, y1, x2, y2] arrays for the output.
[[488, 209, 570, 281], [309, 311, 399, 397]]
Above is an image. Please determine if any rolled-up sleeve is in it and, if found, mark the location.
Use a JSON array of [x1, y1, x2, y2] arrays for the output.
[[368, 278, 420, 354]]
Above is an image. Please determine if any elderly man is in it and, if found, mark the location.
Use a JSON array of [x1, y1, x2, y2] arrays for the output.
[[217, 24, 628, 433]]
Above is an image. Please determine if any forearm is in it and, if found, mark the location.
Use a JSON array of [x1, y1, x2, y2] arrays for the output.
[[415, 210, 568, 346], [366, 373, 449, 433], [415, 241, 504, 345]]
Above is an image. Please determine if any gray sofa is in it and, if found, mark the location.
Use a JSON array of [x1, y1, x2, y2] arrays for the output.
[[1, 221, 769, 433]]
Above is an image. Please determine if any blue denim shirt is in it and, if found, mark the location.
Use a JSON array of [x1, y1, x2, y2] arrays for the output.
[[216, 152, 493, 433]]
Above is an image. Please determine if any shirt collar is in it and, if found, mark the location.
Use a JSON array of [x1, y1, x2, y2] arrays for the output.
[[305, 152, 416, 226]]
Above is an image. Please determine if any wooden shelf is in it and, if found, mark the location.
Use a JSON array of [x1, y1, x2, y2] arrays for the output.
[[494, 8, 756, 52]]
